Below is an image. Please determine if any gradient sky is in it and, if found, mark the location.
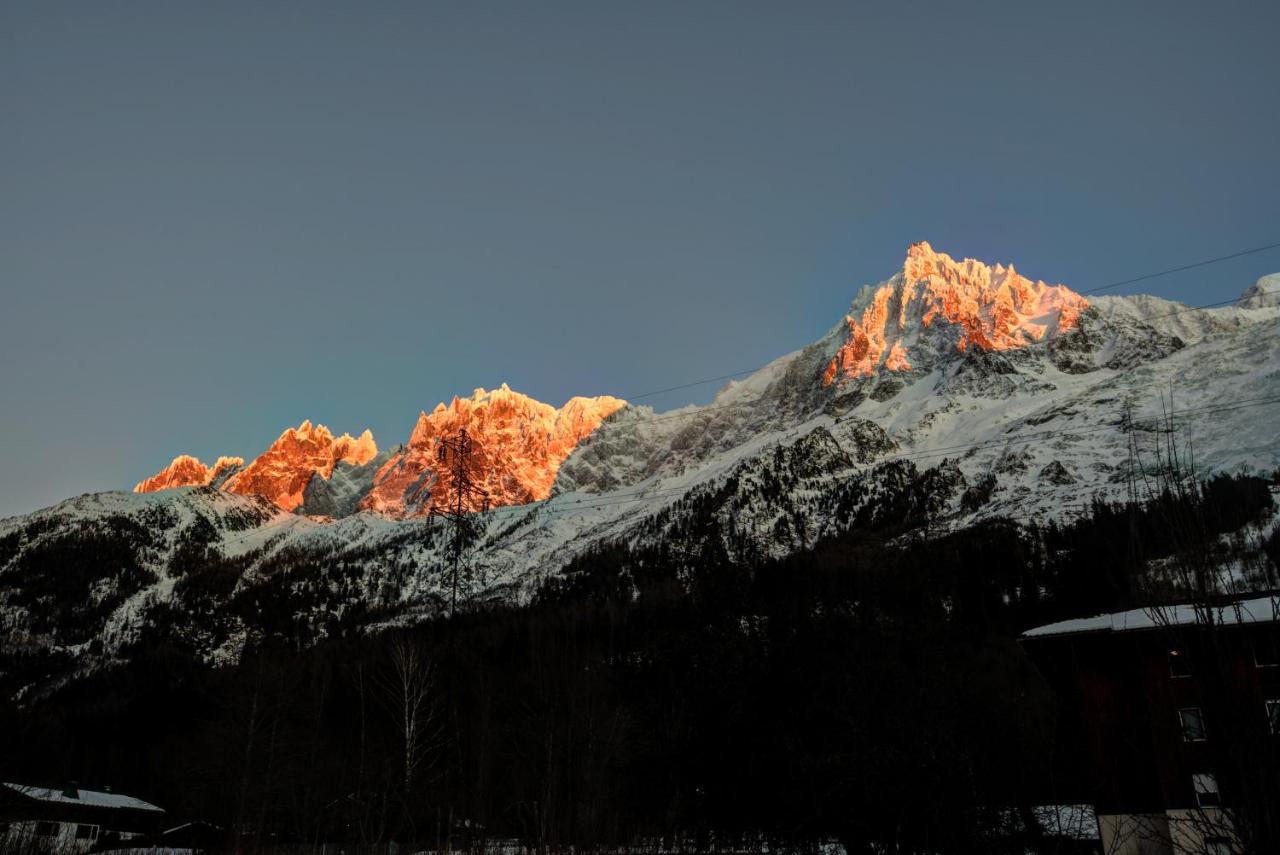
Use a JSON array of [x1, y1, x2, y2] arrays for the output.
[[2, 1, 1279, 518]]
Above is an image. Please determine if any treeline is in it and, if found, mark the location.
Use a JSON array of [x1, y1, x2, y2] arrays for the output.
[[0, 473, 1276, 853]]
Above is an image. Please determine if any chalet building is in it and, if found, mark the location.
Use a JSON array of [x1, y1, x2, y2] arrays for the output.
[[1023, 594, 1280, 855], [0, 781, 165, 853]]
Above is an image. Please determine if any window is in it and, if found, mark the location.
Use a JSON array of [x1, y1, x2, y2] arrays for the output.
[[1254, 634, 1280, 668], [1193, 773, 1221, 808], [74, 824, 97, 840], [1169, 646, 1192, 678], [34, 821, 59, 837], [1179, 706, 1207, 741], [1205, 838, 1233, 855], [1268, 700, 1280, 735]]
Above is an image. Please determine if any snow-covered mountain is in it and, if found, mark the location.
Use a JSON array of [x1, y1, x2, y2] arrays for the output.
[[4, 241, 1279, 689], [133, 454, 245, 493], [357, 385, 626, 516], [134, 388, 625, 518]]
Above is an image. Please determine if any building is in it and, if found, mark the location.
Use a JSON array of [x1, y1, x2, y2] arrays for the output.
[[1023, 594, 1280, 855], [0, 781, 166, 853]]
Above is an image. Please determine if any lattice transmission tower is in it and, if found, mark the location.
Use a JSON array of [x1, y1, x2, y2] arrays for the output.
[[429, 428, 489, 616]]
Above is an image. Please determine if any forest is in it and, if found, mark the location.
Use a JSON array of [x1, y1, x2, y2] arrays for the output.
[[0, 472, 1277, 853]]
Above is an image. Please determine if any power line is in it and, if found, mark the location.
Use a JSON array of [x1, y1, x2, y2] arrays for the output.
[[191, 390, 1280, 548], [582, 292, 1274, 438], [1078, 240, 1280, 295], [508, 394, 1280, 520], [185, 392, 1279, 588], [610, 239, 1280, 406], [151, 243, 1280, 549], [624, 370, 763, 402]]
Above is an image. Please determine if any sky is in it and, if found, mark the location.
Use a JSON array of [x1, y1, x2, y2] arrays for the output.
[[2, 0, 1279, 518]]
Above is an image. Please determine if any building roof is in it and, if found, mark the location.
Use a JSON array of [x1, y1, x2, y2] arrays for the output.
[[1, 782, 164, 813], [1023, 594, 1280, 640]]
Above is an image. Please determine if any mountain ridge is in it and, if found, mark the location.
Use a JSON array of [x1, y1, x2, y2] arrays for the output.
[[7, 242, 1278, 690], [134, 386, 627, 519]]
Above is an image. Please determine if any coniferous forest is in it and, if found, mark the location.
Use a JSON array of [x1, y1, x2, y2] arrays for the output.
[[1, 473, 1276, 853]]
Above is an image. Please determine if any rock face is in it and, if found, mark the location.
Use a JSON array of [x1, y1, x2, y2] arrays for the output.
[[221, 422, 378, 512], [360, 385, 626, 516], [21, 241, 1280, 681], [822, 241, 1089, 384], [134, 388, 625, 517], [134, 455, 245, 493], [129, 242, 1279, 527]]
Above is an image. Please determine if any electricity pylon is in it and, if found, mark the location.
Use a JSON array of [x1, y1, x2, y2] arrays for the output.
[[429, 428, 489, 616]]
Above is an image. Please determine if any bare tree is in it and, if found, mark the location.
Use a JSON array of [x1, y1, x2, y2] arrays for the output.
[[376, 634, 443, 846], [1120, 391, 1280, 854]]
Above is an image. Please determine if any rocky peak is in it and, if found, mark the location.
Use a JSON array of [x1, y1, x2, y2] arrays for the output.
[[134, 454, 245, 493], [823, 241, 1089, 384], [362, 386, 626, 516], [222, 421, 379, 511]]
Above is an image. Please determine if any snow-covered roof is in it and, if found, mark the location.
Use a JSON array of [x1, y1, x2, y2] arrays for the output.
[[1023, 595, 1280, 639], [1, 782, 164, 813]]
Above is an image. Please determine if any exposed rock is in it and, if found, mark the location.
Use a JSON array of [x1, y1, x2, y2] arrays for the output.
[[222, 422, 378, 512], [822, 241, 1088, 385], [960, 472, 998, 513], [360, 385, 626, 517], [1039, 460, 1076, 486], [134, 455, 245, 493], [836, 417, 897, 464]]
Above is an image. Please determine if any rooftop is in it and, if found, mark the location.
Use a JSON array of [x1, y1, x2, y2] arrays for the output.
[[1023, 594, 1280, 640], [1, 782, 164, 813]]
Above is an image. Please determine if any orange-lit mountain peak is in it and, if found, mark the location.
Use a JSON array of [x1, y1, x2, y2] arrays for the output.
[[222, 421, 378, 511], [332, 428, 378, 467], [134, 454, 246, 493], [823, 242, 1089, 384], [209, 455, 247, 480], [363, 386, 626, 517]]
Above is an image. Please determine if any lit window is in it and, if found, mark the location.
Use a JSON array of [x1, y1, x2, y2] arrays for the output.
[[1179, 707, 1207, 742], [1169, 647, 1191, 678], [1193, 773, 1221, 808]]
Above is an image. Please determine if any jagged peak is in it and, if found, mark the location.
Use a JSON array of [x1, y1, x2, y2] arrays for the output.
[[134, 453, 241, 493], [363, 387, 627, 516], [332, 428, 378, 465], [410, 385, 617, 447], [285, 419, 329, 441], [210, 455, 245, 472], [823, 242, 1089, 384]]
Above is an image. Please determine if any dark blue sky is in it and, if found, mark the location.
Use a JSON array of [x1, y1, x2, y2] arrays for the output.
[[3, 1, 1278, 517]]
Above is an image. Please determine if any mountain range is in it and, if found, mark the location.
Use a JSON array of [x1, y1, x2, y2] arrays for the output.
[[4, 241, 1279, 691]]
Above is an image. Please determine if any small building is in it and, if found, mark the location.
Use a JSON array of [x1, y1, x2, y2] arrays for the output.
[[0, 781, 166, 853], [1023, 594, 1280, 855]]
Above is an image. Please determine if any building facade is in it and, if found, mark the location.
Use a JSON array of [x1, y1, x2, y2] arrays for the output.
[[0, 782, 165, 853], [1024, 595, 1280, 855]]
